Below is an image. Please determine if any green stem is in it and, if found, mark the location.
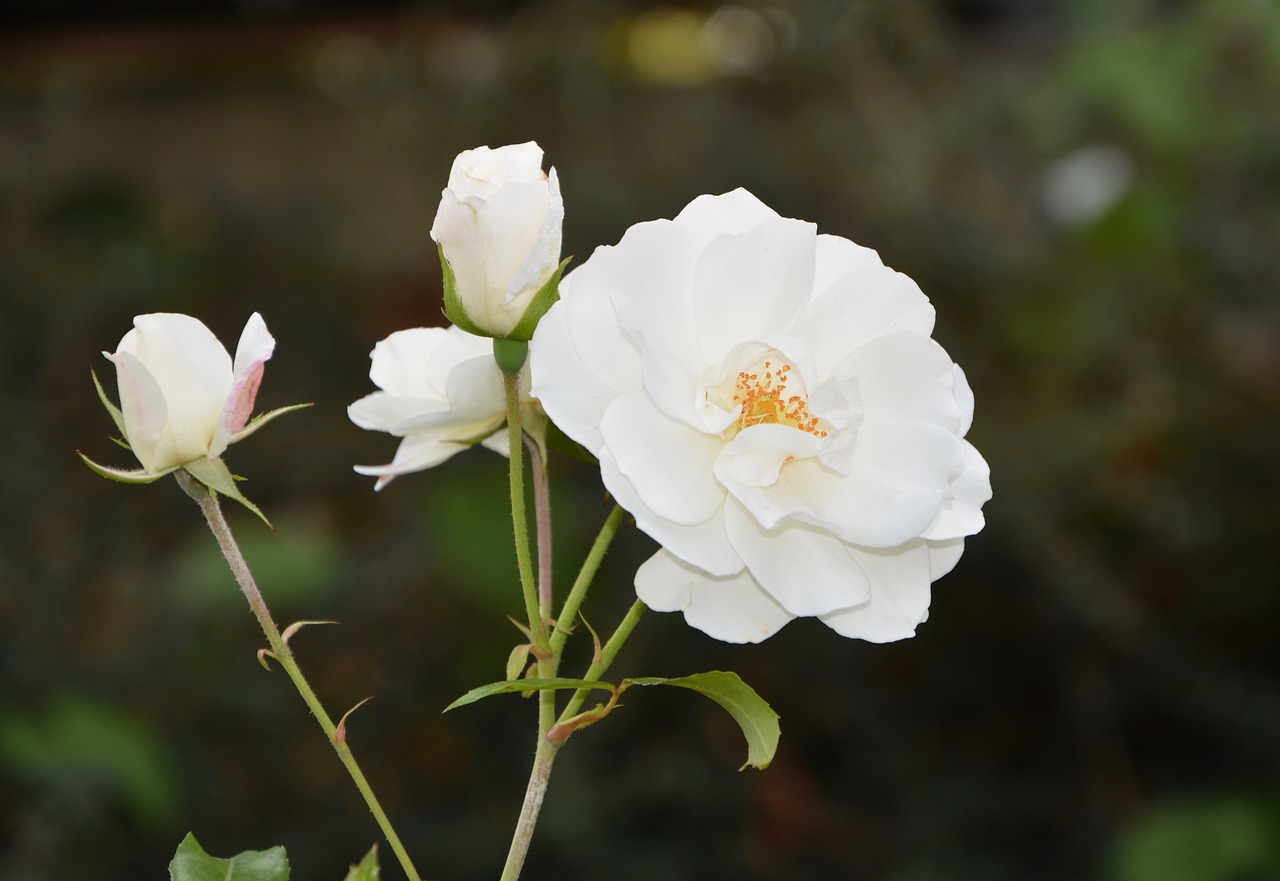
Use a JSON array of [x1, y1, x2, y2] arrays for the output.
[[502, 368, 544, 648], [560, 599, 648, 723], [550, 506, 628, 656], [525, 436, 553, 621], [184, 473, 423, 881]]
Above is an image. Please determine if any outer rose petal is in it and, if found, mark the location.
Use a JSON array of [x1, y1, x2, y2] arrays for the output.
[[107, 349, 168, 472], [723, 499, 872, 617], [636, 550, 793, 644], [922, 440, 991, 541], [217, 312, 276, 451], [530, 283, 641, 454], [672, 188, 779, 242], [819, 540, 935, 643], [355, 434, 472, 491], [791, 266, 935, 377], [118, 314, 233, 468]]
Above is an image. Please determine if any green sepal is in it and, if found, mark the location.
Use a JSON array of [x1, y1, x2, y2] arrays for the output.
[[91, 369, 128, 439], [443, 678, 614, 712], [626, 671, 780, 771], [507, 255, 572, 342], [168, 832, 289, 881], [77, 451, 168, 484], [181, 457, 271, 528], [230, 402, 312, 445], [438, 243, 489, 337], [342, 845, 380, 881]]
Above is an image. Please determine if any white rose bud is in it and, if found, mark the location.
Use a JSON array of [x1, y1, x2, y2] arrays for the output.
[[81, 312, 306, 520], [431, 142, 567, 340]]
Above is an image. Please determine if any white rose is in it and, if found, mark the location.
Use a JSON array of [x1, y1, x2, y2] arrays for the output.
[[530, 189, 991, 644], [348, 325, 541, 490], [431, 142, 565, 340], [106, 312, 276, 475]]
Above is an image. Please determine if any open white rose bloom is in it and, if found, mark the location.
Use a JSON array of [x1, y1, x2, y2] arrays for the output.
[[107, 312, 276, 475], [531, 189, 991, 644], [349, 325, 536, 489]]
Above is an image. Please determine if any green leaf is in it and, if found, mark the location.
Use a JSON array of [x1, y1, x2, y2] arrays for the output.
[[91, 368, 128, 439], [77, 451, 166, 484], [182, 457, 271, 527], [168, 832, 289, 881], [626, 671, 780, 771], [342, 845, 380, 881], [444, 678, 614, 712]]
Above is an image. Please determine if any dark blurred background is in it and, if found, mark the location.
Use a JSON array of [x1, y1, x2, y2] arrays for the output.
[[4, 1, 1280, 879]]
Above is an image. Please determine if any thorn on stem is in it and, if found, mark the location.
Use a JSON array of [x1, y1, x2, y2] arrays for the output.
[[258, 649, 279, 670], [335, 696, 374, 745], [282, 619, 339, 647]]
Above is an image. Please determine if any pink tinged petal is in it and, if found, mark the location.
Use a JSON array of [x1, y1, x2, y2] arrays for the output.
[[724, 500, 873, 617], [635, 550, 794, 644], [530, 289, 641, 455], [922, 440, 991, 541], [218, 313, 276, 446], [599, 448, 743, 577], [811, 232, 884, 293], [354, 434, 471, 490], [780, 419, 960, 547], [830, 332, 963, 432], [121, 314, 233, 466], [927, 538, 965, 580], [601, 393, 726, 527], [691, 216, 818, 366], [107, 350, 167, 472], [819, 540, 934, 643], [672, 188, 780, 243], [791, 266, 936, 377]]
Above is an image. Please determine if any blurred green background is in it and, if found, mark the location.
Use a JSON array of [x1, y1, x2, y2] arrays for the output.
[[4, 1, 1280, 879]]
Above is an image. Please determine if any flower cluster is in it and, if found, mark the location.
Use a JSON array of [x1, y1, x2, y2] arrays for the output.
[[88, 143, 989, 646]]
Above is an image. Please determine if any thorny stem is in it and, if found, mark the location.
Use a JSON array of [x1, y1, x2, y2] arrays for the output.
[[502, 367, 544, 650], [560, 599, 648, 723], [551, 505, 628, 656], [180, 472, 423, 881], [525, 436, 553, 621]]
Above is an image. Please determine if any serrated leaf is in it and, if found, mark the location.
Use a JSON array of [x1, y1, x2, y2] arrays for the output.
[[169, 832, 289, 881], [342, 845, 380, 881], [182, 457, 271, 527], [444, 678, 614, 712], [625, 671, 780, 770]]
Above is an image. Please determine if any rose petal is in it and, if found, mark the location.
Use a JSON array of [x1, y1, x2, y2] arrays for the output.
[[599, 447, 743, 577], [723, 500, 872, 616], [601, 392, 726, 527], [635, 549, 794, 644], [922, 440, 991, 540], [819, 540, 933, 643]]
